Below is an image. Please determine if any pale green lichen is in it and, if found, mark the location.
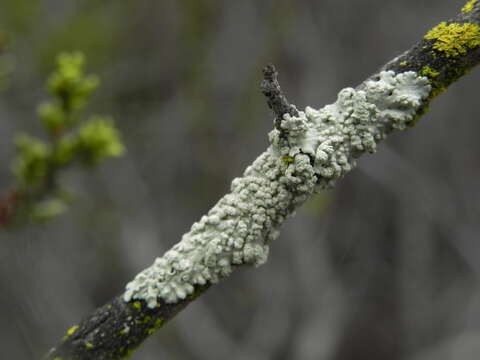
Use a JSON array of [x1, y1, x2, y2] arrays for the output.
[[424, 21, 480, 57], [272, 71, 431, 186], [462, 0, 477, 13], [123, 71, 430, 308]]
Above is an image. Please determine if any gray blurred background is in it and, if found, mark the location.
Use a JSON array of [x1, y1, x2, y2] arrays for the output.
[[1, 0, 479, 359]]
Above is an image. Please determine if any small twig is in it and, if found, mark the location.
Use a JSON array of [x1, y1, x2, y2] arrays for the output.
[[261, 64, 298, 129]]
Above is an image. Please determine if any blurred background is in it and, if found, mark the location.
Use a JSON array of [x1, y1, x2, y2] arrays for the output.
[[1, 0, 479, 359]]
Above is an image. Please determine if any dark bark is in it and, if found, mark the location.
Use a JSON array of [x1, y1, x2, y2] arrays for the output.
[[261, 63, 299, 129], [45, 285, 210, 359]]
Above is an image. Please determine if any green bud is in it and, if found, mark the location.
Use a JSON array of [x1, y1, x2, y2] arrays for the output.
[[38, 102, 65, 134], [46, 52, 99, 114], [77, 116, 125, 165], [53, 136, 78, 166], [30, 198, 68, 221], [13, 134, 50, 187]]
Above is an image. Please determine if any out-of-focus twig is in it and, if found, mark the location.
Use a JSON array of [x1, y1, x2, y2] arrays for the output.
[[1, 52, 124, 229]]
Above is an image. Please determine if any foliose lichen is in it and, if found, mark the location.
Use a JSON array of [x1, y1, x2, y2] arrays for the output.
[[269, 71, 431, 187], [124, 150, 314, 307], [123, 71, 430, 308]]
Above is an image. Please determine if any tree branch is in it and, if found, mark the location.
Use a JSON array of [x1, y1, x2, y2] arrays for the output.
[[45, 2, 480, 359]]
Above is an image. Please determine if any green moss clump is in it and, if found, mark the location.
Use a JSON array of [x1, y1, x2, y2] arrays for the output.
[[419, 66, 440, 79], [424, 22, 480, 57], [462, 0, 477, 13], [282, 156, 294, 164], [146, 318, 164, 336], [154, 318, 163, 328], [132, 301, 142, 311]]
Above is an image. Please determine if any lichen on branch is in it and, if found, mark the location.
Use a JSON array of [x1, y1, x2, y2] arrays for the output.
[[123, 71, 430, 308], [425, 21, 480, 58]]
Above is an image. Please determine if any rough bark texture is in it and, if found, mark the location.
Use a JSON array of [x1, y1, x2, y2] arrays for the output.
[[382, 5, 480, 101], [45, 285, 210, 359], [45, 2, 480, 359], [261, 63, 299, 127]]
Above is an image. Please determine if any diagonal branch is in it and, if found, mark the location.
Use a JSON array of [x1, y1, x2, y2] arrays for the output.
[[45, 2, 480, 359]]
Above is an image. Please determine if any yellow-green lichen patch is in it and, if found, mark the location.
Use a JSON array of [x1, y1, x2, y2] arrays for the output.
[[462, 0, 477, 13], [424, 22, 480, 57], [146, 318, 164, 336], [399, 61, 408, 66], [429, 85, 446, 99], [419, 66, 440, 79], [124, 347, 136, 358], [63, 325, 79, 340], [132, 301, 142, 310], [85, 342, 94, 349], [282, 156, 294, 164]]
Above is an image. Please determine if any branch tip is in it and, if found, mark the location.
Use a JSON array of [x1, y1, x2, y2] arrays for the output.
[[260, 63, 298, 127]]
